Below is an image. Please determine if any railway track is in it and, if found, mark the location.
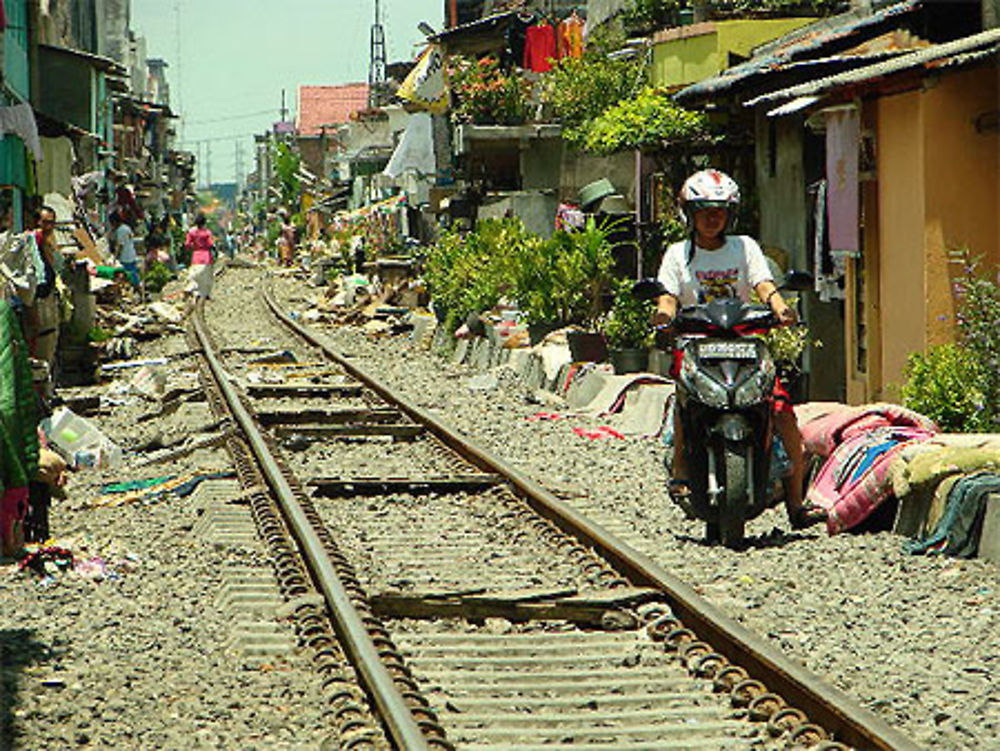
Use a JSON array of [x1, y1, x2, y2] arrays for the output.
[[184, 275, 924, 751]]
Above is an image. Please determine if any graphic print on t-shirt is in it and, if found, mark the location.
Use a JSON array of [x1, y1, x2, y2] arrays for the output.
[[695, 268, 739, 301]]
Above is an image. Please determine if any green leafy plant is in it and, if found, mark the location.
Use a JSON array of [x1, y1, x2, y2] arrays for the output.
[[424, 217, 526, 331], [542, 51, 646, 136], [511, 218, 615, 328], [141, 261, 173, 294], [574, 87, 711, 155], [902, 343, 990, 433], [601, 277, 654, 349], [271, 141, 302, 210], [622, 0, 682, 33], [901, 249, 1000, 431], [449, 56, 532, 126]]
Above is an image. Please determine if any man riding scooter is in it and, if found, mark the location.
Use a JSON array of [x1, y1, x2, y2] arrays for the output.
[[652, 168, 826, 531]]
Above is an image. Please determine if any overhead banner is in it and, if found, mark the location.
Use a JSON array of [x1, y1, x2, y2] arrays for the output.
[[397, 45, 449, 115]]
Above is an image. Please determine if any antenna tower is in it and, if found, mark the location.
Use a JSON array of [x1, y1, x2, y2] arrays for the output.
[[368, 0, 387, 108]]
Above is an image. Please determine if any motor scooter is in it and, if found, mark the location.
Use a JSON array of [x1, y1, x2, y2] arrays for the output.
[[633, 273, 812, 548]]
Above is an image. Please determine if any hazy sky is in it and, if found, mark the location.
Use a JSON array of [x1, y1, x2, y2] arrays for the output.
[[130, 0, 444, 185]]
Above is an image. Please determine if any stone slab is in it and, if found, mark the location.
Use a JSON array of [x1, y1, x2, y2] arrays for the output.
[[978, 493, 1000, 563], [452, 338, 470, 365]]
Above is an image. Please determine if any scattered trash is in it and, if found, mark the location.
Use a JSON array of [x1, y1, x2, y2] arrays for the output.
[[526, 412, 566, 422], [128, 365, 167, 400], [148, 301, 184, 324], [99, 357, 169, 373], [248, 349, 296, 364], [91, 471, 235, 507], [572, 426, 625, 440], [44, 407, 123, 469]]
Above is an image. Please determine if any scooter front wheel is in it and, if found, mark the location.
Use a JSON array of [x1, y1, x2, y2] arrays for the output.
[[718, 442, 749, 548]]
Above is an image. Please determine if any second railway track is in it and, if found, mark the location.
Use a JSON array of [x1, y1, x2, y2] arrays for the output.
[[188, 268, 923, 751]]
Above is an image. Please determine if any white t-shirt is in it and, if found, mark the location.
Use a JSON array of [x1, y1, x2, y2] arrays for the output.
[[657, 235, 772, 306], [113, 223, 138, 264]]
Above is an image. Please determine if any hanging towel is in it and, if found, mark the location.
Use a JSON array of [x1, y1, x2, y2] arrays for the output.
[[0, 104, 43, 161], [825, 108, 859, 258]]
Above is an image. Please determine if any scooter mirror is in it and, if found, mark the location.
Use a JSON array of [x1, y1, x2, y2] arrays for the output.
[[781, 270, 814, 292], [632, 277, 668, 300]]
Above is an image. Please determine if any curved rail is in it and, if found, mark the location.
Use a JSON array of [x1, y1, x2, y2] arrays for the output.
[[189, 300, 431, 751], [262, 284, 924, 751]]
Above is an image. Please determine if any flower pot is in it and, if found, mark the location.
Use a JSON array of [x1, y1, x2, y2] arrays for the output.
[[566, 331, 608, 363], [610, 347, 648, 374]]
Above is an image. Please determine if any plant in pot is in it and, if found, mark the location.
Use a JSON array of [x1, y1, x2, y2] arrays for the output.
[[511, 218, 615, 348], [601, 277, 654, 373]]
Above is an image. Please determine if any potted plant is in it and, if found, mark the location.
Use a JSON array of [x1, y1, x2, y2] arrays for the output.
[[602, 277, 654, 373], [511, 218, 615, 345]]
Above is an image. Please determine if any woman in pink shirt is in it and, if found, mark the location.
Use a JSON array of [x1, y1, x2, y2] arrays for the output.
[[184, 213, 216, 300]]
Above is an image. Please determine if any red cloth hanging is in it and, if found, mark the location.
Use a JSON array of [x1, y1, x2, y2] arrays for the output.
[[523, 23, 557, 72]]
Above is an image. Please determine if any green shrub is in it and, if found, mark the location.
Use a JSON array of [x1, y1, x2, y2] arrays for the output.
[[573, 87, 710, 155], [449, 56, 531, 126], [902, 343, 990, 433], [601, 277, 653, 349], [542, 51, 645, 134], [142, 261, 173, 293]]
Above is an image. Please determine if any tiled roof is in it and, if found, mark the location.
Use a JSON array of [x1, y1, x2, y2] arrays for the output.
[[297, 84, 369, 135]]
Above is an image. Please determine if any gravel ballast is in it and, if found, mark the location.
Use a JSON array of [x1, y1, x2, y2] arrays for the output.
[[266, 268, 1000, 751]]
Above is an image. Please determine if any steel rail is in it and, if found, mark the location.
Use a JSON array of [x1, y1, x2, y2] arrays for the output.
[[263, 285, 924, 751], [190, 301, 431, 751]]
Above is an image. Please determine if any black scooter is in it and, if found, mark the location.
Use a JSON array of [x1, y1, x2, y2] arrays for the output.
[[634, 273, 812, 548]]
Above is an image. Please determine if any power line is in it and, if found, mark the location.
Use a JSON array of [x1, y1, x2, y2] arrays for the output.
[[184, 108, 277, 126]]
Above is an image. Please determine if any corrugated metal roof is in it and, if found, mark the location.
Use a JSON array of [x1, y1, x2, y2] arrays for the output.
[[746, 26, 1000, 106], [675, 0, 921, 101]]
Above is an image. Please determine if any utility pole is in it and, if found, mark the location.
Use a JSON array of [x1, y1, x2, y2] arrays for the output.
[[368, 0, 387, 108], [235, 141, 244, 192], [280, 89, 288, 124]]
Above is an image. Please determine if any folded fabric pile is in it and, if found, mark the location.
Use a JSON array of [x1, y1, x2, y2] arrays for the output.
[[904, 471, 1000, 557], [797, 403, 938, 534]]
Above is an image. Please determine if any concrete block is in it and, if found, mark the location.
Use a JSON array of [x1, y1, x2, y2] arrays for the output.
[[409, 314, 437, 350], [566, 370, 616, 411], [508, 349, 532, 378], [470, 338, 493, 370], [978, 493, 1000, 563], [893, 485, 936, 539], [452, 339, 469, 365], [648, 349, 673, 377]]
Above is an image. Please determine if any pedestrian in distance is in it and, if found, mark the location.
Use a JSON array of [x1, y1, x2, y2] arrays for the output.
[[109, 211, 142, 292], [184, 213, 216, 303], [29, 206, 63, 368], [652, 168, 826, 530]]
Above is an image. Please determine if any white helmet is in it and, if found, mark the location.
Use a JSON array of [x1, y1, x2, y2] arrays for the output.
[[679, 168, 740, 231]]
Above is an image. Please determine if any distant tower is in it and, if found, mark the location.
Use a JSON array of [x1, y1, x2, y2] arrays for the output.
[[368, 0, 387, 108]]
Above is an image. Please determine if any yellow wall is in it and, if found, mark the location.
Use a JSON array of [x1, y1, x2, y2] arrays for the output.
[[876, 91, 925, 397], [870, 66, 1000, 397], [922, 66, 1000, 343], [650, 19, 813, 89]]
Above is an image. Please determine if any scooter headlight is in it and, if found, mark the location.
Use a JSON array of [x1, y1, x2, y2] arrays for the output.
[[734, 351, 776, 408], [680, 348, 729, 409]]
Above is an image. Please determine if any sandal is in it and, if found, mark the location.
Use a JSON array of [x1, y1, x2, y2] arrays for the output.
[[789, 502, 827, 530], [669, 479, 697, 520]]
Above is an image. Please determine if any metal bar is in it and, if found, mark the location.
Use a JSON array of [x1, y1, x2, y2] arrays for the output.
[[191, 302, 430, 751], [308, 474, 502, 496], [264, 286, 923, 751]]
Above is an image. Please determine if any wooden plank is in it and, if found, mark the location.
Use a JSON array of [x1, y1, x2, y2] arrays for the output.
[[272, 424, 424, 440], [246, 383, 363, 398], [369, 592, 640, 628], [257, 407, 400, 426], [308, 473, 502, 496]]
